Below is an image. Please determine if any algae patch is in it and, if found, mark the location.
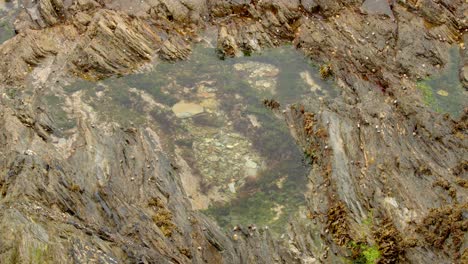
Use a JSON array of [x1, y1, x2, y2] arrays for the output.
[[57, 46, 339, 234], [352, 243, 381, 264], [416, 47, 467, 118]]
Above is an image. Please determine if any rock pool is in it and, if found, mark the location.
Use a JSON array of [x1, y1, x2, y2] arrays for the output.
[[0, 5, 15, 45], [417, 46, 467, 118], [53, 46, 339, 233]]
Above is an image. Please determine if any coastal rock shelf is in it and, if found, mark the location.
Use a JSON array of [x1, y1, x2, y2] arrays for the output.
[[0, 0, 466, 263]]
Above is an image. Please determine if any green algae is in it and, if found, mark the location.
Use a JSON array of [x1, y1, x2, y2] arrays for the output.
[[58, 45, 339, 234], [349, 242, 381, 264], [417, 47, 467, 118], [0, 18, 14, 45]]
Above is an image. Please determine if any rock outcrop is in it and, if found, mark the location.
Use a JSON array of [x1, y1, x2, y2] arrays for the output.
[[0, 0, 466, 263]]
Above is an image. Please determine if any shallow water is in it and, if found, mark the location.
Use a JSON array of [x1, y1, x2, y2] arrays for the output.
[[0, 0, 8, 10], [57, 46, 339, 233], [418, 46, 467, 118], [0, 0, 16, 44]]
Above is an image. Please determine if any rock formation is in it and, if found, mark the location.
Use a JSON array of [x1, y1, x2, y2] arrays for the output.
[[0, 0, 466, 263]]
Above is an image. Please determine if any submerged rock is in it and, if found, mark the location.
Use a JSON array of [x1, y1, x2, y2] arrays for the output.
[[0, 0, 467, 263], [172, 101, 204, 118], [437, 89, 449, 96], [233, 61, 279, 94]]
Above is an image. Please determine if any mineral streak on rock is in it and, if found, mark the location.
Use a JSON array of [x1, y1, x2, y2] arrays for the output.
[[0, 0, 467, 263]]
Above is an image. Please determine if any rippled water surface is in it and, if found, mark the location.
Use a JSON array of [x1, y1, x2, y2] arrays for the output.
[[54, 46, 339, 232]]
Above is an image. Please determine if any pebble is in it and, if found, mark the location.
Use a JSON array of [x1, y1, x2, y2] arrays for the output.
[[24, 149, 36, 156], [436, 90, 448, 97]]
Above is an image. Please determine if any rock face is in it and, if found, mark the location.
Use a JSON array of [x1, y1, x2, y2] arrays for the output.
[[0, 0, 467, 264]]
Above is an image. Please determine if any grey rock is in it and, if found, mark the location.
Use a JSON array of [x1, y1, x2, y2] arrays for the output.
[[0, 1, 466, 263], [301, 0, 319, 13]]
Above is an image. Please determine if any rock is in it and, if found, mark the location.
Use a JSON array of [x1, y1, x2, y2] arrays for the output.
[[208, 156, 220, 162], [462, 35, 468, 89], [0, 1, 7, 10], [244, 159, 258, 176], [300, 71, 321, 92], [0, 1, 467, 263], [245, 159, 258, 169], [217, 26, 241, 58], [69, 10, 157, 78], [228, 182, 236, 193], [301, 0, 319, 13], [463, 65, 468, 89], [233, 61, 279, 94], [247, 114, 261, 128], [73, 0, 101, 11], [38, 0, 65, 26], [361, 0, 394, 19], [73, 12, 93, 30], [0, 29, 59, 86], [436, 90, 449, 96], [172, 101, 204, 118]]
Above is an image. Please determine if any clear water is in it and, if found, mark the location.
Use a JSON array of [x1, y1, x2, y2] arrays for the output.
[[0, 0, 17, 44], [54, 46, 339, 233], [418, 46, 467, 118]]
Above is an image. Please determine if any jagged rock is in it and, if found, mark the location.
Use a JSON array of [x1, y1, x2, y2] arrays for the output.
[[147, 0, 207, 22], [71, 0, 101, 12], [301, 0, 319, 13], [159, 37, 192, 61], [217, 26, 242, 57], [0, 29, 59, 85], [69, 10, 157, 79], [0, 0, 467, 263], [38, 0, 66, 26]]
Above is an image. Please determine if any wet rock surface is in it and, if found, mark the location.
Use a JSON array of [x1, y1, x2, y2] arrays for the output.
[[0, 0, 467, 263]]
